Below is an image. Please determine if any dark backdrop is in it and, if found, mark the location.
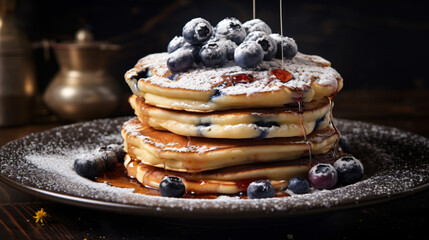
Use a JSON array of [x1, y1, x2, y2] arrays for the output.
[[14, 0, 428, 93]]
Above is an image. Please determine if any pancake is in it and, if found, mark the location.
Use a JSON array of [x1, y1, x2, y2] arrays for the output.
[[124, 153, 334, 194], [130, 95, 332, 139], [122, 117, 339, 173], [124, 52, 343, 112]]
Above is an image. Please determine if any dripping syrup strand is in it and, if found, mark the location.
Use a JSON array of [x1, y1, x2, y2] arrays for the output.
[[298, 101, 312, 165], [279, 0, 284, 69], [328, 97, 341, 159], [253, 0, 256, 19]]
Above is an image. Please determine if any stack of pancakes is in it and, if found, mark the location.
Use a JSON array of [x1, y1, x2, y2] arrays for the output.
[[122, 52, 343, 195]]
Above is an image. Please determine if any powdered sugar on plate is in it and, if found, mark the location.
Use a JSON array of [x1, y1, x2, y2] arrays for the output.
[[1, 117, 429, 218]]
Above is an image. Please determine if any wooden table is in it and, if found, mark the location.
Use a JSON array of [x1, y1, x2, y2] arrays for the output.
[[1, 90, 428, 239]]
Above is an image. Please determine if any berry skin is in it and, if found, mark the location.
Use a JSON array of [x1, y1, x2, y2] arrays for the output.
[[234, 41, 264, 69], [244, 31, 277, 60], [208, 38, 237, 60], [308, 164, 338, 190], [270, 34, 298, 60], [247, 180, 275, 199], [167, 36, 186, 53], [339, 136, 351, 153], [214, 17, 247, 45], [98, 149, 118, 171], [74, 154, 105, 179], [242, 19, 272, 35], [182, 43, 203, 63], [182, 18, 213, 44], [199, 42, 227, 67], [167, 48, 194, 73], [106, 143, 126, 162], [334, 156, 364, 186], [159, 176, 186, 197], [287, 177, 310, 194]]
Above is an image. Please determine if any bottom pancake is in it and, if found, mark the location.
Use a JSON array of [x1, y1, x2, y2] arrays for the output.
[[124, 153, 335, 194]]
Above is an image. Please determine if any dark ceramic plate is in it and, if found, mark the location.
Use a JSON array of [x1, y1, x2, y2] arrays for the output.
[[1, 117, 429, 219]]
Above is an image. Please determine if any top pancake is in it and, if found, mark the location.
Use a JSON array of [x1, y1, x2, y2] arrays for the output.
[[125, 52, 343, 112]]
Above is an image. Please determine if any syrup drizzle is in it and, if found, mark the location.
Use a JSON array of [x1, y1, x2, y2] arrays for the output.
[[297, 101, 312, 165], [253, 0, 256, 19], [99, 163, 291, 199], [328, 96, 340, 158]]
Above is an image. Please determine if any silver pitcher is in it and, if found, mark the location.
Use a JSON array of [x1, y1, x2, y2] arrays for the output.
[[0, 0, 36, 126], [43, 29, 122, 121]]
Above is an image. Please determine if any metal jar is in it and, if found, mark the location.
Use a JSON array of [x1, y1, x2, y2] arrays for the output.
[[43, 31, 121, 121]]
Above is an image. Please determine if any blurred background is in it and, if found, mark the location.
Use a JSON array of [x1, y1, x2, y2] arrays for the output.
[[1, 0, 428, 133]]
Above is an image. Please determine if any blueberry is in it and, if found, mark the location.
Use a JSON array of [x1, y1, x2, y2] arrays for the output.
[[270, 34, 298, 60], [167, 48, 194, 73], [182, 43, 202, 63], [308, 163, 338, 190], [247, 180, 275, 199], [198, 122, 211, 127], [167, 36, 187, 53], [209, 88, 223, 101], [314, 115, 326, 130], [97, 149, 118, 171], [255, 120, 279, 128], [244, 31, 277, 60], [339, 136, 351, 153], [209, 38, 237, 60], [287, 177, 310, 194], [334, 156, 364, 186], [131, 68, 151, 81], [106, 143, 126, 162], [74, 154, 105, 179], [199, 42, 227, 67], [242, 19, 272, 35], [159, 176, 186, 197], [234, 41, 264, 69], [182, 18, 213, 44], [214, 17, 247, 45]]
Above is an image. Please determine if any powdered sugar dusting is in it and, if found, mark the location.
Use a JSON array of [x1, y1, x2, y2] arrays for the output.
[[1, 117, 428, 218]]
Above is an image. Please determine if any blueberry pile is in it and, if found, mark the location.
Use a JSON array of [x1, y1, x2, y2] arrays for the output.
[[74, 144, 126, 180], [167, 17, 298, 73], [245, 155, 364, 199]]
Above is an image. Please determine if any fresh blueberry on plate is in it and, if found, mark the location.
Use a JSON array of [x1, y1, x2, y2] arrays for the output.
[[106, 143, 126, 162], [182, 18, 213, 44], [167, 36, 187, 53], [214, 17, 247, 44], [97, 149, 118, 171], [270, 33, 298, 60], [242, 19, 272, 35], [167, 48, 194, 73], [339, 136, 351, 153], [308, 163, 338, 190], [159, 176, 186, 197], [247, 180, 275, 199], [199, 42, 227, 67], [334, 156, 364, 186], [244, 31, 277, 60], [234, 41, 264, 69], [74, 154, 105, 179], [287, 176, 310, 194]]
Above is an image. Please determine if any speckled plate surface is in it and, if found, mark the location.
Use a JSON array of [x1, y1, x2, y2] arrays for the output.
[[1, 117, 429, 219]]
